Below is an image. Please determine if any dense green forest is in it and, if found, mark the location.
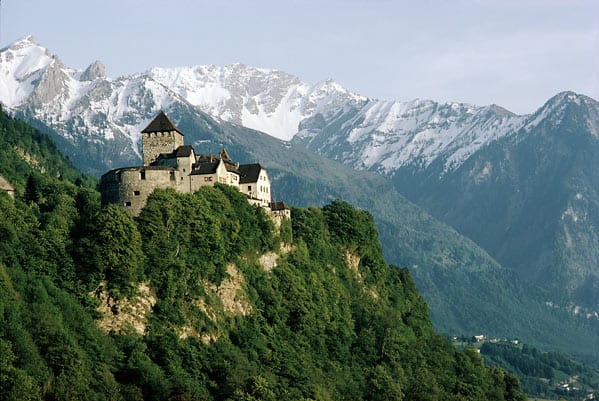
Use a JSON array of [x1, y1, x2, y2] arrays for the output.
[[0, 110, 529, 400]]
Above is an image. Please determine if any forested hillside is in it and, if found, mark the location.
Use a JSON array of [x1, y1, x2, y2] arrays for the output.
[[0, 112, 527, 400], [480, 341, 599, 400], [0, 105, 93, 191]]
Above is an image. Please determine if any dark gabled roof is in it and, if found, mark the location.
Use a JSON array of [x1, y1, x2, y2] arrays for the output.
[[196, 154, 216, 163], [237, 163, 263, 184], [269, 201, 290, 211], [141, 111, 184, 135], [190, 160, 220, 175], [152, 145, 195, 163]]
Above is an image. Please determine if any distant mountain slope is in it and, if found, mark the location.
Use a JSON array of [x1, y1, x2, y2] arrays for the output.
[[0, 105, 92, 191], [393, 92, 599, 312], [478, 340, 599, 400]]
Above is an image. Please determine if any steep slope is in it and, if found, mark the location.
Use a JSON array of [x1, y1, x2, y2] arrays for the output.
[[393, 92, 599, 313], [0, 104, 93, 191]]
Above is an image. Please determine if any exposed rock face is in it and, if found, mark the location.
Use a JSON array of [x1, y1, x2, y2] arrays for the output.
[[258, 243, 294, 272], [259, 252, 278, 272], [346, 250, 362, 282], [13, 146, 46, 173], [214, 263, 252, 316], [0, 175, 15, 199], [81, 60, 106, 81], [28, 57, 70, 109], [345, 250, 379, 299], [94, 282, 156, 335]]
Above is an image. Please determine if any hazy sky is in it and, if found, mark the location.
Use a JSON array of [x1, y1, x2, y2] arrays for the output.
[[3, 0, 599, 114]]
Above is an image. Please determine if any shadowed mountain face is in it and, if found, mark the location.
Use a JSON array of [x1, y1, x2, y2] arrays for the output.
[[392, 93, 599, 311]]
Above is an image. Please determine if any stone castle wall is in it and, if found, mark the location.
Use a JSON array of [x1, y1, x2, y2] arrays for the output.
[[100, 166, 183, 215]]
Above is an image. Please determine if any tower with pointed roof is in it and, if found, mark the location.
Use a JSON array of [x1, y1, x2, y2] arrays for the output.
[[141, 111, 184, 165]]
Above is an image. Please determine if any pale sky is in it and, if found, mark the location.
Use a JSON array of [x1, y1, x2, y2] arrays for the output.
[[3, 0, 599, 115]]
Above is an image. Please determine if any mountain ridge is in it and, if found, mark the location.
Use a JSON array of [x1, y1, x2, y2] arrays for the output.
[[0, 35, 544, 176], [390, 90, 599, 313]]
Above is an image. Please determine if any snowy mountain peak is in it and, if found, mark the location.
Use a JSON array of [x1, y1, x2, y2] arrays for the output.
[[81, 60, 106, 81], [484, 104, 516, 117], [147, 64, 368, 140], [524, 91, 599, 132], [4, 35, 39, 51], [0, 36, 57, 108], [538, 91, 599, 113]]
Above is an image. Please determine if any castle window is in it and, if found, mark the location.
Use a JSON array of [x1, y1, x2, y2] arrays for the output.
[[133, 190, 140, 196], [248, 185, 252, 191], [125, 201, 132, 207], [170, 171, 175, 180], [140, 171, 146, 180]]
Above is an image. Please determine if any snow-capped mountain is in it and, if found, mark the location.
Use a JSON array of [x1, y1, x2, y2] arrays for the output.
[[392, 91, 599, 310], [147, 63, 532, 175], [148, 65, 366, 141], [0, 35, 532, 176], [0, 37, 164, 168], [294, 99, 527, 174], [2, 36, 597, 183]]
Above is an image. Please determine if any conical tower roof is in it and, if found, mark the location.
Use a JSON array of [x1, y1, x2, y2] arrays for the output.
[[141, 111, 184, 135]]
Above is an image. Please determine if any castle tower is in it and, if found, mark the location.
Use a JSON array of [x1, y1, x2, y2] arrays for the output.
[[141, 111, 184, 165]]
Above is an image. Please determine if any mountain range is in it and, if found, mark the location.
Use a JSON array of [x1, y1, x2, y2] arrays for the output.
[[3, 35, 599, 363]]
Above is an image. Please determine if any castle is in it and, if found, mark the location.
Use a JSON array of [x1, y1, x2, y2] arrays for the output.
[[99, 111, 290, 219]]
